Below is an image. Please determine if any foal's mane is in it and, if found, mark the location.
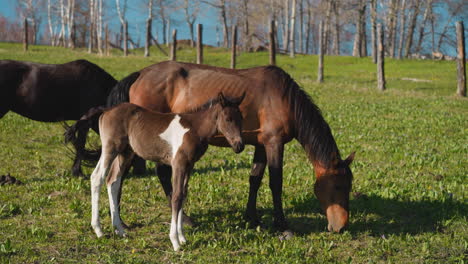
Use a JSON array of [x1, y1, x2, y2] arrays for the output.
[[183, 95, 238, 114], [265, 66, 340, 168]]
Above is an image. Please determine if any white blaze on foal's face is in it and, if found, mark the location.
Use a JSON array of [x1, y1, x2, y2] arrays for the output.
[[159, 115, 190, 158]]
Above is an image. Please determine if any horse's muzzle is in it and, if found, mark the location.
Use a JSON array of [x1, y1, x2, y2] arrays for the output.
[[326, 204, 348, 233], [233, 141, 245, 154]]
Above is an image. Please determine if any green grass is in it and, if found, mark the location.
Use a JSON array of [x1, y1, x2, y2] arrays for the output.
[[0, 42, 466, 263]]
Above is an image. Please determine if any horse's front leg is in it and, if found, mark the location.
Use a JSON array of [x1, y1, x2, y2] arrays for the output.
[[245, 145, 267, 227], [106, 152, 133, 237], [264, 139, 289, 231], [157, 163, 194, 227], [169, 162, 188, 251]]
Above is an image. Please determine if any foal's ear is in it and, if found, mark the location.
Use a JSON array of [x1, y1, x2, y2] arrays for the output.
[[343, 152, 356, 166], [218, 92, 227, 107]]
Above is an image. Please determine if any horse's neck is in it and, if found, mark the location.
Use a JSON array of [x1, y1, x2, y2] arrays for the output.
[[182, 107, 219, 140]]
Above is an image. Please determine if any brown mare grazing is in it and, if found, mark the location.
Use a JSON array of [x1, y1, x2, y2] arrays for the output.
[[99, 61, 355, 233], [68, 93, 245, 251], [0, 59, 117, 176]]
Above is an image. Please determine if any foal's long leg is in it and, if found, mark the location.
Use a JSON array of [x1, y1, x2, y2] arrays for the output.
[[245, 146, 267, 226], [90, 151, 117, 237], [264, 140, 288, 231], [169, 163, 188, 251], [157, 164, 194, 227], [106, 151, 134, 237]]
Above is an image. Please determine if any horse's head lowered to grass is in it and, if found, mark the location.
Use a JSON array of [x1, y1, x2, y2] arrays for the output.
[[314, 152, 355, 233]]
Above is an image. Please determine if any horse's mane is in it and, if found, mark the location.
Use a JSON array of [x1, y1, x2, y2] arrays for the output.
[[70, 60, 117, 93], [265, 66, 340, 168], [183, 95, 239, 114]]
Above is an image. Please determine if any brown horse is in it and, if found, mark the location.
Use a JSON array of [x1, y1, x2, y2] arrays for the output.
[[68, 93, 244, 251], [101, 61, 355, 233], [0, 59, 117, 176]]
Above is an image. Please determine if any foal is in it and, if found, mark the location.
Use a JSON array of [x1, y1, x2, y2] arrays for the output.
[[83, 93, 244, 251]]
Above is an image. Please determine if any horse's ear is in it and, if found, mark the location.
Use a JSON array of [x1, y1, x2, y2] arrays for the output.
[[344, 152, 355, 166], [218, 92, 226, 107]]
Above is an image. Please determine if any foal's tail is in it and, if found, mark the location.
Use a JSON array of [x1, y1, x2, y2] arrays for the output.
[[64, 106, 108, 164], [106, 72, 140, 107]]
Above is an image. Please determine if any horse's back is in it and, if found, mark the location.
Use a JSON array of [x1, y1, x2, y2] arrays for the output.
[[2, 59, 116, 122]]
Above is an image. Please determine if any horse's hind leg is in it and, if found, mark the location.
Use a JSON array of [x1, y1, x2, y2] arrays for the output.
[[106, 151, 133, 237], [157, 164, 194, 227], [245, 146, 267, 227], [90, 150, 117, 237], [71, 125, 89, 176]]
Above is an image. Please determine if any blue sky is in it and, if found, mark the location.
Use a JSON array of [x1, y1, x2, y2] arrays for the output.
[[0, 0, 221, 46]]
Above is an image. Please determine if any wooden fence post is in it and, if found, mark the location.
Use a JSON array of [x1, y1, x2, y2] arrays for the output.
[[269, 20, 276, 66], [104, 24, 109, 56], [23, 18, 28, 52], [231, 26, 237, 69], [197, 24, 203, 64], [377, 23, 386, 91], [171, 29, 177, 61], [456, 21, 466, 97], [123, 21, 128, 56], [144, 18, 152, 57], [317, 21, 324, 83]]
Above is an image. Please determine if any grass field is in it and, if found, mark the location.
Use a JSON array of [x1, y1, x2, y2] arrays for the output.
[[0, 42, 466, 263]]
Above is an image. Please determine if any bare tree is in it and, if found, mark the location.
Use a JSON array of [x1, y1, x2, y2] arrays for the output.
[[289, 0, 296, 57], [145, 0, 154, 57], [397, 0, 407, 58], [415, 0, 433, 54], [386, 0, 400, 58], [404, 0, 422, 57], [17, 0, 43, 45], [370, 0, 377, 62], [182, 0, 200, 47], [201, 0, 230, 48], [352, 0, 367, 57]]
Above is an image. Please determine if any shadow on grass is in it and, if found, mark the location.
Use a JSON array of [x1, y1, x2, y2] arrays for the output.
[[185, 194, 467, 238], [287, 193, 467, 236]]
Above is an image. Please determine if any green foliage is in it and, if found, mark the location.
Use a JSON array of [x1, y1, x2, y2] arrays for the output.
[[0, 42, 466, 263]]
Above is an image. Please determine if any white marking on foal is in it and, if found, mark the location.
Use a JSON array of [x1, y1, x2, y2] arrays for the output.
[[159, 115, 189, 158]]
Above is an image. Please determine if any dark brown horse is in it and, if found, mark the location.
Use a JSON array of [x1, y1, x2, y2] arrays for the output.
[[102, 61, 355, 233], [0, 59, 117, 176], [68, 93, 244, 251]]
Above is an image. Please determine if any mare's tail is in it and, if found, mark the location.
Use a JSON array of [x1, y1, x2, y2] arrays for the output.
[[106, 72, 140, 107], [64, 106, 107, 165]]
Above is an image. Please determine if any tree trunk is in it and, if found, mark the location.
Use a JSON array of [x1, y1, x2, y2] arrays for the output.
[[23, 18, 28, 52], [397, 0, 407, 59], [353, 0, 366, 57], [123, 21, 128, 56], [298, 0, 303, 53], [387, 0, 399, 58], [404, 0, 422, 58], [305, 1, 311, 54], [323, 0, 332, 54], [415, 0, 432, 54], [332, 1, 340, 55], [371, 0, 377, 63], [289, 0, 296, 57], [145, 18, 152, 57], [317, 21, 324, 83]]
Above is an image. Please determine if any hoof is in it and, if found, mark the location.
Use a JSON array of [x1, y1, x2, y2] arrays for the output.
[[279, 230, 294, 241]]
